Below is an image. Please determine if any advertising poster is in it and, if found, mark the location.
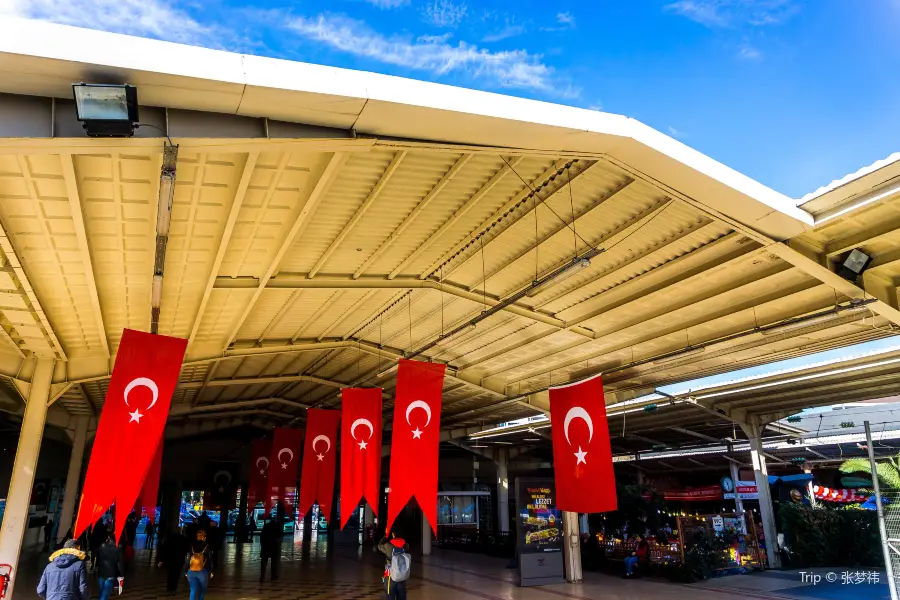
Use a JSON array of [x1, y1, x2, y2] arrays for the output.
[[515, 478, 565, 587], [518, 483, 562, 553]]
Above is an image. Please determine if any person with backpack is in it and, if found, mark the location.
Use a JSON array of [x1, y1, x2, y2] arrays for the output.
[[183, 529, 215, 600], [377, 532, 410, 600]]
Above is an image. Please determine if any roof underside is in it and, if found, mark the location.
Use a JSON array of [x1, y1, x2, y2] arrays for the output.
[[0, 19, 897, 440]]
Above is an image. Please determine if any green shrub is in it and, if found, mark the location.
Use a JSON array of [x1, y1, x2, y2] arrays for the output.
[[780, 504, 882, 568]]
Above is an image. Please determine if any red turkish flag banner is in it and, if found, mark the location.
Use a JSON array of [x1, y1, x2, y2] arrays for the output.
[[133, 442, 163, 522], [268, 427, 303, 511], [74, 329, 187, 541], [298, 409, 340, 521], [549, 374, 617, 513], [247, 439, 272, 510], [386, 360, 445, 535], [340, 388, 383, 529]]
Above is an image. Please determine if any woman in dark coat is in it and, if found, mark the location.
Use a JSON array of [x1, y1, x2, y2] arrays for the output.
[[158, 527, 190, 595]]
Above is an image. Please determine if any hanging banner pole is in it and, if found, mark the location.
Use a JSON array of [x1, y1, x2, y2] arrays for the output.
[[865, 420, 899, 600]]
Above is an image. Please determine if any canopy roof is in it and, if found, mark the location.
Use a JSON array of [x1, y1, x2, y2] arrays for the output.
[[0, 18, 897, 442]]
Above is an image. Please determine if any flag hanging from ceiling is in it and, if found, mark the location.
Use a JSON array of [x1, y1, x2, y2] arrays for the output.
[[549, 374, 617, 513], [298, 409, 340, 522], [133, 442, 163, 522], [386, 359, 445, 535], [203, 461, 240, 511], [268, 427, 303, 511], [74, 329, 187, 541], [247, 439, 271, 511], [340, 387, 383, 530]]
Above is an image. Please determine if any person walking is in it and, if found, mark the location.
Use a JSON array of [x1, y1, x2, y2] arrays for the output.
[[183, 529, 215, 600], [247, 516, 257, 543], [43, 519, 55, 552], [378, 533, 410, 600], [144, 520, 156, 549], [37, 539, 89, 600], [96, 534, 125, 600], [259, 519, 279, 582], [158, 527, 190, 596]]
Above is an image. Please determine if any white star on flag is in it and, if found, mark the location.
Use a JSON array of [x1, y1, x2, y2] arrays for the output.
[[358, 440, 368, 450], [281, 463, 288, 469], [128, 409, 143, 423], [317, 453, 324, 461], [259, 469, 265, 475], [574, 446, 588, 465], [412, 427, 423, 439]]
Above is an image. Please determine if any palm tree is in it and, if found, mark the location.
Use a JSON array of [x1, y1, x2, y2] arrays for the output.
[[839, 455, 900, 489]]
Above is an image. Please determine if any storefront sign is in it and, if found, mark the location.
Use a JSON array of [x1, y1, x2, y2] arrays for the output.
[[663, 485, 723, 501], [515, 478, 564, 587], [712, 516, 724, 532], [724, 480, 759, 501]]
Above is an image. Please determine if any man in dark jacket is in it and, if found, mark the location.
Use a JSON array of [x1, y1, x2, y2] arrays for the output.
[[96, 534, 125, 600], [37, 539, 89, 600], [259, 519, 281, 582], [158, 527, 190, 595], [43, 519, 54, 552]]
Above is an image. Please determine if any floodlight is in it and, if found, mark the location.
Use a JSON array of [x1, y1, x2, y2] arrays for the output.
[[837, 248, 871, 281], [72, 83, 139, 137]]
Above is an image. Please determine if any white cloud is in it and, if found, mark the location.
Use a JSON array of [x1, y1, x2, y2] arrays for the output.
[[0, 0, 215, 46], [557, 12, 575, 26], [364, 0, 409, 8], [288, 14, 561, 93], [664, 0, 798, 28], [482, 24, 526, 43], [667, 125, 686, 138], [736, 43, 763, 60], [423, 0, 467, 28]]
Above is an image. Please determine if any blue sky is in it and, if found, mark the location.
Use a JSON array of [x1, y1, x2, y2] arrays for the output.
[[3, 0, 899, 197]]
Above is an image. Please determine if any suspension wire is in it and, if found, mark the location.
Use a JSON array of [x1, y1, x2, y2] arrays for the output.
[[481, 236, 487, 311], [534, 192, 539, 281], [440, 266, 445, 336], [408, 292, 413, 352]]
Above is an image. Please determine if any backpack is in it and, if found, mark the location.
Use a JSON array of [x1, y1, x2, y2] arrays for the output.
[[389, 548, 410, 582], [188, 546, 208, 572]]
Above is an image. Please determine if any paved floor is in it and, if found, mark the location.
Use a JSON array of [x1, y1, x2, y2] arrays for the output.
[[15, 534, 885, 599]]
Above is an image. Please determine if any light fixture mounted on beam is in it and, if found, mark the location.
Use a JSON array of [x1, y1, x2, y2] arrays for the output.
[[837, 248, 871, 282], [72, 83, 139, 137]]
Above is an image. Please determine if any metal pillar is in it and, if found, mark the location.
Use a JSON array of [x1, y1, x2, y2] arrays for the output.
[[728, 456, 745, 514], [56, 416, 88, 543], [562, 511, 582, 583], [743, 423, 781, 568], [0, 358, 54, 598], [422, 516, 432, 556], [496, 447, 509, 534], [866, 421, 899, 600]]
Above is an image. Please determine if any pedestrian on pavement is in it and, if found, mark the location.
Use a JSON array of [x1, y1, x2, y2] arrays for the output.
[[183, 529, 215, 600], [96, 533, 125, 600], [247, 516, 257, 542], [259, 518, 280, 582], [43, 519, 54, 552], [144, 520, 156, 549], [378, 532, 410, 600], [158, 527, 190, 596], [37, 539, 89, 600]]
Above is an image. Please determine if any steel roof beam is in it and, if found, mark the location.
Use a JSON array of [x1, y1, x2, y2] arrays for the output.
[[309, 151, 406, 279], [223, 151, 349, 350]]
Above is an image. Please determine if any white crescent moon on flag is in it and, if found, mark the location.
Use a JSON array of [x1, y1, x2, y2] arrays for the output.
[[350, 418, 374, 441], [563, 407, 594, 446], [405, 400, 432, 428], [256, 456, 269, 470], [124, 377, 159, 410], [312, 435, 331, 454], [277, 447, 294, 463], [213, 470, 232, 485]]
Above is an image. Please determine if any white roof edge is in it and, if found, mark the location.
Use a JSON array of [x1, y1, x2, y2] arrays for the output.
[[0, 17, 813, 228], [798, 152, 900, 206]]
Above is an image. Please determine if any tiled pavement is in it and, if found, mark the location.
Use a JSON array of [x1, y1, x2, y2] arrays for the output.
[[16, 534, 879, 599]]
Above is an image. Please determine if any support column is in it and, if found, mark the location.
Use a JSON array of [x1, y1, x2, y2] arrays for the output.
[[0, 358, 54, 598], [562, 511, 582, 583], [57, 416, 88, 543], [742, 423, 781, 569], [496, 447, 509, 534], [421, 516, 432, 556], [728, 455, 744, 515]]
